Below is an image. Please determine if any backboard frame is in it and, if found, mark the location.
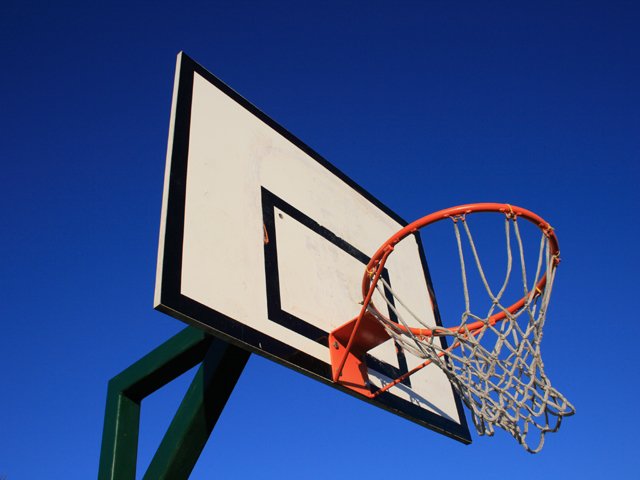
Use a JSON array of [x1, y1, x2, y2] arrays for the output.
[[155, 52, 471, 444]]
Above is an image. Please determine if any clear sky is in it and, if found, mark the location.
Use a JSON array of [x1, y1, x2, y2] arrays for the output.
[[1, 1, 638, 478]]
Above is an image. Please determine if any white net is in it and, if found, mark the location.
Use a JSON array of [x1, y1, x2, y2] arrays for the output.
[[368, 214, 575, 453]]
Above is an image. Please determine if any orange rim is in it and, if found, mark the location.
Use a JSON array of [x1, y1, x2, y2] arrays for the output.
[[362, 203, 559, 337]]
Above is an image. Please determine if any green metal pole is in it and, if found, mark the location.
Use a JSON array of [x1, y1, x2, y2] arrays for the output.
[[98, 384, 141, 479], [99, 327, 248, 480], [143, 338, 250, 479]]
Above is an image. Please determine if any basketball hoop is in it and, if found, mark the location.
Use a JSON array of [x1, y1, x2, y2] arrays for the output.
[[329, 203, 575, 453]]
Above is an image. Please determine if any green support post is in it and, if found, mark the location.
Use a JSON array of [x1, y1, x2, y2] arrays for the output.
[[99, 385, 141, 478], [98, 327, 250, 480]]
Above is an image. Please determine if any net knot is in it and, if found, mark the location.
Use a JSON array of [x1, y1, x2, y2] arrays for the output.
[[503, 204, 517, 219], [541, 223, 555, 238], [449, 214, 466, 224]]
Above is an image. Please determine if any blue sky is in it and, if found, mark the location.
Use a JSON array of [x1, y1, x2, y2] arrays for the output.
[[1, 1, 638, 478]]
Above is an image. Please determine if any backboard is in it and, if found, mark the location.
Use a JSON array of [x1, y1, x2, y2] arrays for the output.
[[155, 52, 470, 443]]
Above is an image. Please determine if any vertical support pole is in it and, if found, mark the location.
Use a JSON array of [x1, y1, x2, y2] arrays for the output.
[[98, 383, 141, 479]]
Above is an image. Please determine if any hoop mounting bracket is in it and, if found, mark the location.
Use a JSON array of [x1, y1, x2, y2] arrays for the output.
[[329, 311, 390, 398]]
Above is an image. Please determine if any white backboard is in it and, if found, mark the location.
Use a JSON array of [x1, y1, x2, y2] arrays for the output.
[[155, 52, 470, 443]]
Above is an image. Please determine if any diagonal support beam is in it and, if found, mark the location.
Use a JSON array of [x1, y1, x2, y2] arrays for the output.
[[143, 338, 249, 479]]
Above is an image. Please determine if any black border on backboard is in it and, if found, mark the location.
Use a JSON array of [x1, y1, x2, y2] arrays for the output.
[[261, 187, 412, 388], [154, 52, 471, 444]]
